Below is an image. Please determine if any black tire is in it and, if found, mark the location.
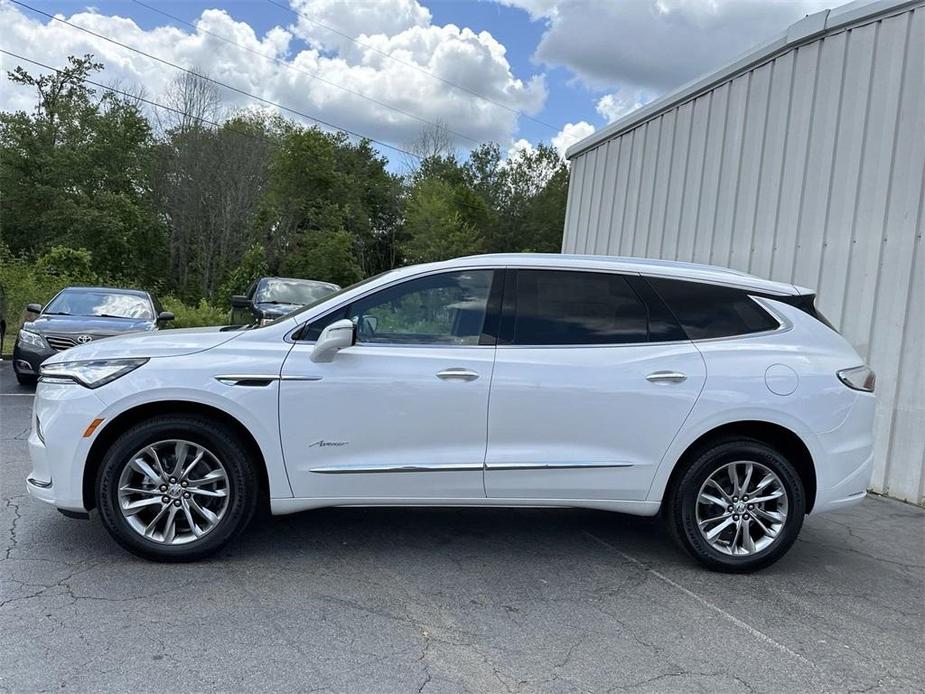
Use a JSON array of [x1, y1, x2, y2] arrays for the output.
[[96, 414, 258, 562], [666, 439, 805, 573], [16, 372, 37, 386]]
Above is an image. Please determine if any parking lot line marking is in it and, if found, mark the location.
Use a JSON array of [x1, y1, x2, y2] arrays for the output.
[[583, 530, 814, 668]]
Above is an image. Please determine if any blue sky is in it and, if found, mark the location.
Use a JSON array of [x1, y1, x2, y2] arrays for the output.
[[1, 0, 831, 162]]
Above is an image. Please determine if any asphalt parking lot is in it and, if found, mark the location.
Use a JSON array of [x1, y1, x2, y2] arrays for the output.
[[1, 361, 923, 693]]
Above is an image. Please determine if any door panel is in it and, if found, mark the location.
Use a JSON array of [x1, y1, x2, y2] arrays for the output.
[[279, 268, 500, 500], [280, 344, 493, 498], [485, 343, 705, 500], [485, 268, 704, 501]]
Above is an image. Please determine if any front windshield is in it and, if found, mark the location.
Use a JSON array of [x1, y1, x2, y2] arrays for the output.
[[256, 271, 394, 329], [44, 289, 153, 320], [255, 279, 337, 305]]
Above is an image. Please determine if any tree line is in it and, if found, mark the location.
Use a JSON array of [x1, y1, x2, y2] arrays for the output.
[[0, 55, 568, 321]]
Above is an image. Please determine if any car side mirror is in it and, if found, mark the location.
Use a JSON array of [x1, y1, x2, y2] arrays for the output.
[[230, 295, 251, 309], [310, 319, 355, 363], [157, 311, 175, 322], [26, 303, 43, 314]]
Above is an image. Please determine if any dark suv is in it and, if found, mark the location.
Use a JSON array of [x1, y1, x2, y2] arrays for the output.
[[13, 287, 173, 385], [230, 276, 339, 326]]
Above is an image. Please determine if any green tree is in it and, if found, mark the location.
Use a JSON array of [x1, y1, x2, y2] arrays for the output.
[[0, 55, 167, 285], [402, 178, 484, 263], [282, 229, 364, 287], [34, 246, 97, 284], [218, 243, 269, 307]]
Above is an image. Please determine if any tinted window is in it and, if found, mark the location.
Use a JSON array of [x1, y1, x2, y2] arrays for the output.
[[646, 277, 779, 340], [44, 289, 153, 320], [509, 270, 648, 345]]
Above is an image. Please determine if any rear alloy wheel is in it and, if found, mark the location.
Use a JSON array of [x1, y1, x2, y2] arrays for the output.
[[668, 440, 805, 572], [97, 415, 257, 561]]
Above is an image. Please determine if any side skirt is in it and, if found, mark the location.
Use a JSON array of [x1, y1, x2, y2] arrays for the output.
[[270, 497, 661, 517]]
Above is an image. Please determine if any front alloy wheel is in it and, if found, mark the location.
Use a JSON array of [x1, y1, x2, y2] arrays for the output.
[[668, 439, 805, 572], [117, 440, 230, 545], [97, 415, 257, 561]]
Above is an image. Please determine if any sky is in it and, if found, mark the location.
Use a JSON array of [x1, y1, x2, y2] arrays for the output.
[[0, 0, 837, 163]]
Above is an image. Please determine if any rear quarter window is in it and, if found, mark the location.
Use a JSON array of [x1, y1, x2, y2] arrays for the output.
[[645, 277, 780, 340]]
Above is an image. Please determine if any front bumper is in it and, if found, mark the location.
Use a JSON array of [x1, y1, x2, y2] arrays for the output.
[[12, 340, 55, 377], [26, 380, 108, 514]]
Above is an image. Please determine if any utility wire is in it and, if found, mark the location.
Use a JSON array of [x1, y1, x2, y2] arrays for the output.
[[1, 48, 283, 151], [8, 0, 420, 159], [264, 0, 559, 132], [129, 0, 478, 145]]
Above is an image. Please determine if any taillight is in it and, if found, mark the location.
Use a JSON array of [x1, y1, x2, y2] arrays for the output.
[[837, 365, 876, 392]]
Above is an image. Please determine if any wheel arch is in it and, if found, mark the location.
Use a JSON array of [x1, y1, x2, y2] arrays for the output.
[[663, 420, 817, 514], [83, 400, 270, 511]]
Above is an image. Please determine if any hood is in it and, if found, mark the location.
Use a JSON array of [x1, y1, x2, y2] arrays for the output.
[[42, 326, 242, 364], [26, 314, 155, 336]]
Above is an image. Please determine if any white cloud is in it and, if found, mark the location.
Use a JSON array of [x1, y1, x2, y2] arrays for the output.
[[596, 89, 652, 123], [0, 0, 547, 155], [506, 137, 535, 162], [289, 0, 431, 53], [498, 0, 829, 92], [551, 120, 594, 158]]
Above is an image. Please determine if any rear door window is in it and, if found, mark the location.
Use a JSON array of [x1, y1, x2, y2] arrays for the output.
[[645, 277, 780, 340], [506, 270, 650, 345]]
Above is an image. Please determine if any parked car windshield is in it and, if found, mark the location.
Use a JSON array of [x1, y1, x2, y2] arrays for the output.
[[257, 270, 394, 330], [255, 279, 336, 305], [44, 289, 153, 320]]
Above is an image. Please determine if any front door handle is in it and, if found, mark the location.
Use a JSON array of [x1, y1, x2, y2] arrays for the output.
[[646, 371, 687, 384], [436, 368, 480, 382]]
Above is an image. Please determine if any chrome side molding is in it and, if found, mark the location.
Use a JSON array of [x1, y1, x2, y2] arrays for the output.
[[310, 462, 485, 474], [215, 374, 322, 386], [310, 461, 633, 474], [487, 461, 633, 470]]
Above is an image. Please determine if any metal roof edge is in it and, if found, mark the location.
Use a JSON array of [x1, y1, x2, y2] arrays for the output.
[[565, 0, 922, 160]]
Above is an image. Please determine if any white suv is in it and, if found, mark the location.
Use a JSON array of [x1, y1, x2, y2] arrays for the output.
[[26, 254, 876, 571]]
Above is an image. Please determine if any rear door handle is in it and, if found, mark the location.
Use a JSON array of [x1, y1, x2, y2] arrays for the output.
[[436, 368, 480, 382], [646, 371, 687, 384]]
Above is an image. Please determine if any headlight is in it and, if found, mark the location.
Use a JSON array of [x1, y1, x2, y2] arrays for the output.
[[40, 358, 149, 389], [18, 329, 48, 350], [837, 365, 876, 392]]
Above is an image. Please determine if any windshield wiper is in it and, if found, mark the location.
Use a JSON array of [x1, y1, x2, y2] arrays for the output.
[[93, 313, 133, 319], [257, 300, 297, 305], [42, 311, 70, 316]]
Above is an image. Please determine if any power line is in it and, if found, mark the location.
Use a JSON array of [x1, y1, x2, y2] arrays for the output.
[[263, 0, 559, 133], [129, 0, 479, 145], [8, 0, 420, 159], [0, 48, 282, 151]]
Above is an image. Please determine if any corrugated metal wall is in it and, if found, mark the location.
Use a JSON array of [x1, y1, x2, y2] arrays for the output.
[[562, 4, 924, 504]]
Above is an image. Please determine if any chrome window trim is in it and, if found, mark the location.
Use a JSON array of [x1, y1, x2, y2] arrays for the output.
[[285, 266, 795, 347]]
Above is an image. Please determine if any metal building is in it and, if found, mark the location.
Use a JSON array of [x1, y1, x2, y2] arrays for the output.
[[562, 0, 924, 504]]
